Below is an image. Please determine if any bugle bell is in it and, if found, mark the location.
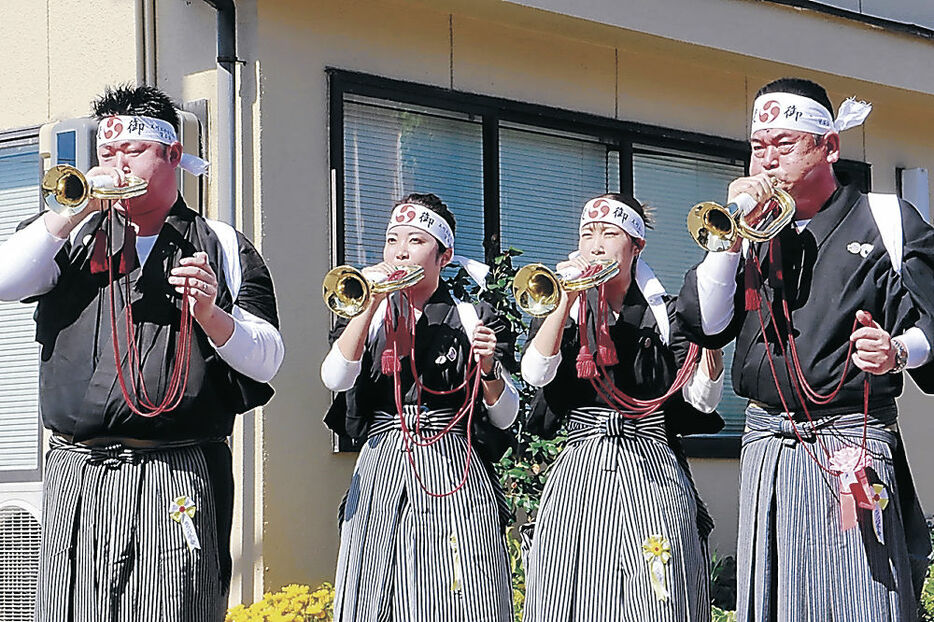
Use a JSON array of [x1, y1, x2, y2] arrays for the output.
[[40, 164, 148, 217], [687, 181, 795, 252], [322, 264, 424, 318], [512, 259, 619, 317]]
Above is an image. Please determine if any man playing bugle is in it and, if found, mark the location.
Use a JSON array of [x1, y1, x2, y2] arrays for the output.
[[0, 84, 283, 622]]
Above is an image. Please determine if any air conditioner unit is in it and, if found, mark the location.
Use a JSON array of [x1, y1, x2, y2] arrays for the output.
[[39, 109, 204, 212], [0, 488, 42, 622], [898, 167, 930, 223]]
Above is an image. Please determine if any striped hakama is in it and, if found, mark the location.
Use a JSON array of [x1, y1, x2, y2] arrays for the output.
[[523, 408, 711, 622], [736, 403, 921, 622], [36, 436, 231, 622], [333, 406, 513, 622]]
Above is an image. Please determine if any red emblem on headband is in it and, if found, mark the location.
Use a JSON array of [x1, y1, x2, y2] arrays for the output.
[[395, 204, 417, 223], [757, 100, 780, 123], [588, 199, 611, 219], [102, 116, 124, 140]]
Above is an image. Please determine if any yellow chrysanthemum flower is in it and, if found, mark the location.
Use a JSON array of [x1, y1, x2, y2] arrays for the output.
[[642, 534, 672, 564]]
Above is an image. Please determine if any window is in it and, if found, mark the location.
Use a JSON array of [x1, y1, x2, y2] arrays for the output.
[[328, 70, 870, 457], [341, 96, 484, 272], [0, 135, 41, 480], [633, 147, 747, 434], [500, 123, 617, 269]]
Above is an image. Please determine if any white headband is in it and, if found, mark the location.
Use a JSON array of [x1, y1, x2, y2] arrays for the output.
[[579, 198, 645, 240], [96, 115, 210, 176], [750, 93, 872, 137], [386, 202, 490, 290], [388, 202, 454, 249]]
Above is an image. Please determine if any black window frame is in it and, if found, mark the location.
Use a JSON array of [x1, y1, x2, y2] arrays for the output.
[[327, 68, 871, 458]]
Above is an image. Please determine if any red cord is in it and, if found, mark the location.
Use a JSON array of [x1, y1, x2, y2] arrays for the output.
[[106, 202, 193, 417], [384, 293, 485, 497], [748, 251, 870, 474], [577, 285, 702, 418]]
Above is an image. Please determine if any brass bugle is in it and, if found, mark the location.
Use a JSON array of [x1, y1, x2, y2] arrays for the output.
[[687, 183, 795, 252], [322, 264, 424, 318], [512, 259, 619, 317], [40, 164, 148, 217]]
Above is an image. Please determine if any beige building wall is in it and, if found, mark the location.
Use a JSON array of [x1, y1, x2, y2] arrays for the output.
[[0, 0, 138, 128], [2, 0, 933, 605], [254, 0, 934, 592]]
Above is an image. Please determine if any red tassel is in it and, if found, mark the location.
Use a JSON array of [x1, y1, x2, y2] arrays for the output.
[[90, 229, 109, 274], [381, 347, 400, 375], [117, 223, 137, 276], [744, 260, 761, 311], [594, 286, 617, 366], [597, 343, 618, 367], [576, 291, 600, 378], [576, 345, 598, 379]]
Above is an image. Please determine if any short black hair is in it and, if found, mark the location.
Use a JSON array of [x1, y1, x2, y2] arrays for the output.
[[756, 78, 834, 119], [91, 84, 180, 131], [597, 193, 654, 230], [394, 193, 456, 253]]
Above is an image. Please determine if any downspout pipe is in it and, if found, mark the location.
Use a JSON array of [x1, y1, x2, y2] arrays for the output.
[[202, 0, 238, 227], [135, 0, 156, 86]]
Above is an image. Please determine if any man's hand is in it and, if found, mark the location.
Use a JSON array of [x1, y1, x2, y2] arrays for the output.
[[850, 310, 898, 375], [727, 173, 773, 211], [170, 252, 220, 320], [43, 166, 129, 239], [722, 173, 781, 252]]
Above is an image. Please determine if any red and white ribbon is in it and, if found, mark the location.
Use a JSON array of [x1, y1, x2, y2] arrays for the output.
[[829, 446, 874, 533]]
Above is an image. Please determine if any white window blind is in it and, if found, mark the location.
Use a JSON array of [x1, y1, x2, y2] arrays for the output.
[[500, 124, 616, 270], [342, 95, 484, 271], [0, 143, 41, 472], [633, 147, 746, 434]]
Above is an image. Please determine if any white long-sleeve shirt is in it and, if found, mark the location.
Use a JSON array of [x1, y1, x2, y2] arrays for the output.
[[694, 242, 932, 369], [521, 339, 724, 414], [0, 215, 284, 383], [320, 331, 520, 430]]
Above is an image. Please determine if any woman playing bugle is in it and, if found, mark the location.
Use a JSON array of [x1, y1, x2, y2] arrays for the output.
[[520, 193, 724, 622], [321, 193, 518, 622]]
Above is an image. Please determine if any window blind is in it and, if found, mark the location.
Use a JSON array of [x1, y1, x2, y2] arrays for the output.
[[500, 123, 615, 271], [0, 143, 41, 472], [343, 95, 484, 272], [633, 147, 746, 434]]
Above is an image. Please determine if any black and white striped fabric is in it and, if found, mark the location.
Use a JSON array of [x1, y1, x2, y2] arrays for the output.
[[333, 406, 513, 622], [522, 407, 710, 622], [736, 403, 917, 621], [36, 436, 229, 622]]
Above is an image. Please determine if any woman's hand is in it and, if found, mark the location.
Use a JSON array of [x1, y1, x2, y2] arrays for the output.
[[472, 322, 499, 374]]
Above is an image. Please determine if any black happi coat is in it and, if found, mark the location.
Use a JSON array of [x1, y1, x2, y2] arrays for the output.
[[677, 184, 934, 408], [324, 284, 517, 462], [677, 183, 934, 588], [527, 285, 723, 441], [25, 197, 278, 443]]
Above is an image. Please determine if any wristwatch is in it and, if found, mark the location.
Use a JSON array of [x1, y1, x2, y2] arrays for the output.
[[889, 338, 908, 374], [481, 359, 503, 382]]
